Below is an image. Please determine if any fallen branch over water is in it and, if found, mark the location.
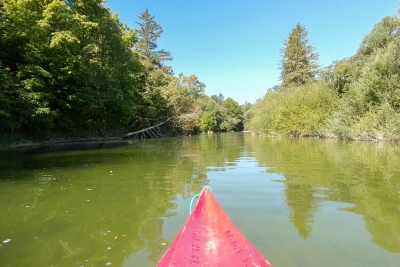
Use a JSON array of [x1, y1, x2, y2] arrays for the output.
[[122, 116, 174, 139]]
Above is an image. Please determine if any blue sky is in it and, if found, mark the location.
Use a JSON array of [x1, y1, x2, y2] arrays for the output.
[[105, 0, 399, 104]]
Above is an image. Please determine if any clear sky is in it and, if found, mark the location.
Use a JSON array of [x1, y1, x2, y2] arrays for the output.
[[105, 0, 399, 104]]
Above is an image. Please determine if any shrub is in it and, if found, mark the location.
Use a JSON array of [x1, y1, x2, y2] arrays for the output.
[[249, 82, 338, 136], [323, 38, 400, 140]]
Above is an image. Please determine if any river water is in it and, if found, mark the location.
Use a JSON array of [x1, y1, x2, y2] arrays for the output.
[[0, 133, 399, 267]]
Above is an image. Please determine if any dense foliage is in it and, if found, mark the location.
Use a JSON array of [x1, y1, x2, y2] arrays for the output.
[[248, 12, 400, 141], [198, 94, 244, 132], [0, 1, 244, 143], [248, 83, 337, 137], [1, 0, 143, 139], [4, 1, 397, 142]]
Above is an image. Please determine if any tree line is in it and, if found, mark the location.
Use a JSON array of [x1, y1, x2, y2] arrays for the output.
[[246, 10, 400, 141], [4, 1, 396, 143], [0, 0, 244, 143]]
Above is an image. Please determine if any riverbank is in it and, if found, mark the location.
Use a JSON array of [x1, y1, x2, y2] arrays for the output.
[[0, 129, 184, 150], [0, 136, 124, 150], [2, 131, 397, 151]]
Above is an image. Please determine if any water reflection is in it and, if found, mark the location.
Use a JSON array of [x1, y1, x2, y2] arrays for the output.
[[1, 134, 400, 267], [285, 181, 320, 239], [0, 138, 213, 266], [247, 136, 400, 252]]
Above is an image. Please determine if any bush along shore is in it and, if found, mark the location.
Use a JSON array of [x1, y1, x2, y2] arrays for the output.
[[245, 15, 400, 141]]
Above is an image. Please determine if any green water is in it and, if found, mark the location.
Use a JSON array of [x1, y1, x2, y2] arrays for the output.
[[0, 133, 400, 267]]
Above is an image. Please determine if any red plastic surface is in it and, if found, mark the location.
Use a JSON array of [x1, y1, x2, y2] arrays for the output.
[[157, 187, 272, 267]]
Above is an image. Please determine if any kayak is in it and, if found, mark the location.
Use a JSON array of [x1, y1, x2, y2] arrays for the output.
[[156, 187, 272, 267]]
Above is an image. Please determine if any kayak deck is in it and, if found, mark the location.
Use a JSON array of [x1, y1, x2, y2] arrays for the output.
[[157, 187, 272, 267]]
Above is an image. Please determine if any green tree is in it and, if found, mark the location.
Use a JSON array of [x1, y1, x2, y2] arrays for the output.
[[198, 96, 221, 132], [280, 23, 319, 87], [163, 73, 205, 133], [323, 14, 400, 140], [0, 62, 21, 135], [135, 8, 172, 70], [199, 111, 219, 132], [210, 93, 224, 104], [39, 0, 143, 135], [0, 0, 143, 137], [219, 98, 243, 131], [321, 57, 358, 95], [0, 0, 59, 137], [322, 15, 400, 96], [358, 15, 400, 57], [133, 8, 174, 129]]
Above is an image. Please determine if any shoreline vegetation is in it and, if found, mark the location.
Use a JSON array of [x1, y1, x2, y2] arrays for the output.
[[1, 130, 395, 151], [245, 15, 400, 142], [1, 2, 400, 148]]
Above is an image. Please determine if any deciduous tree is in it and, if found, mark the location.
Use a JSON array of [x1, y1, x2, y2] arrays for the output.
[[220, 98, 243, 131]]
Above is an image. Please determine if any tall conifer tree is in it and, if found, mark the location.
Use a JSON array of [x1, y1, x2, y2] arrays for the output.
[[135, 8, 172, 69], [280, 24, 319, 87]]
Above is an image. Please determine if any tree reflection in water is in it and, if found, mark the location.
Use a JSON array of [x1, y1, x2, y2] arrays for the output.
[[248, 136, 400, 252]]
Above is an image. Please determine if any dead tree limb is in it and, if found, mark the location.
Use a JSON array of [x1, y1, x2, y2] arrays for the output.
[[122, 116, 173, 139]]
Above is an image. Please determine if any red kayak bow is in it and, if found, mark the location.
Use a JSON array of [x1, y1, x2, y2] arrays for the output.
[[157, 187, 272, 267]]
